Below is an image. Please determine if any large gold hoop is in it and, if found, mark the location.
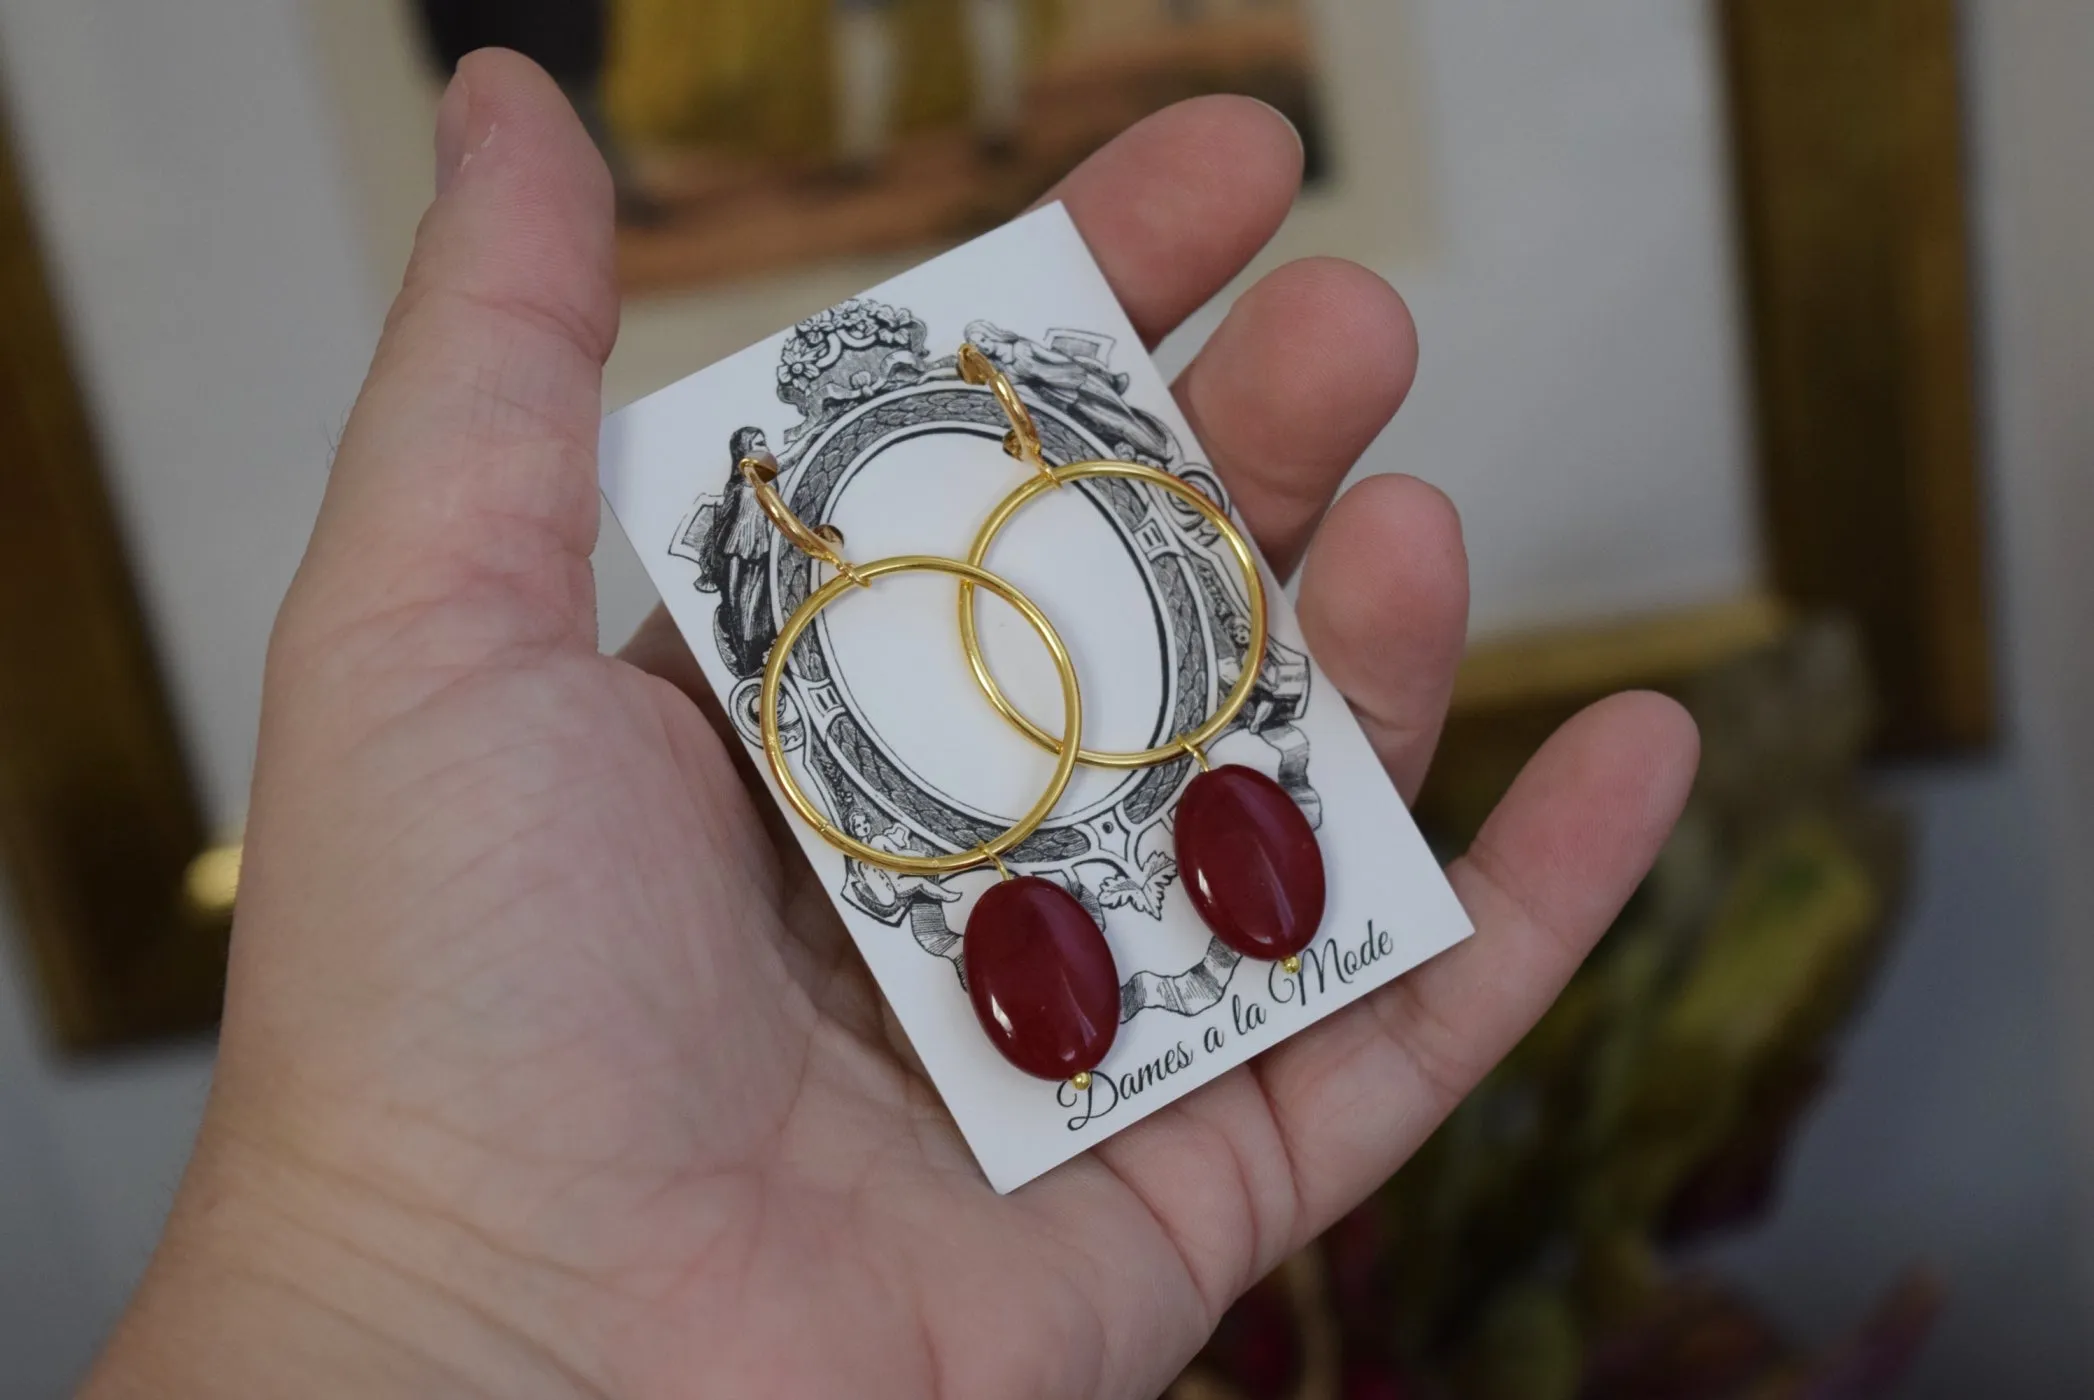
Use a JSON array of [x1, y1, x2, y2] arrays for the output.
[[957, 460, 1269, 771], [762, 555, 1084, 877]]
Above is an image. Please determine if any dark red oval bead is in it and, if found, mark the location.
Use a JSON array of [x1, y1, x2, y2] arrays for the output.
[[966, 877, 1120, 1080], [1175, 765, 1326, 960]]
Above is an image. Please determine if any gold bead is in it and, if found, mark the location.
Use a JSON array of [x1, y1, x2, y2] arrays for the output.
[[1070, 1070, 1092, 1092], [1282, 955, 1303, 976]]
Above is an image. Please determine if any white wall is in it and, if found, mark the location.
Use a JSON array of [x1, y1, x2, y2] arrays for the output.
[[0, 0, 378, 1389], [1964, 0, 2094, 1309], [1193, 0, 1761, 635], [1694, 8, 2094, 1390], [0, 0, 2085, 1392]]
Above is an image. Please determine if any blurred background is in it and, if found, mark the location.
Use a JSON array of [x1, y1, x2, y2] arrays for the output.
[[1, 1, 2090, 1396]]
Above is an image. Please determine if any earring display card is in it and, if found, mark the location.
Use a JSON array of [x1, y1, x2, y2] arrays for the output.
[[599, 205, 1473, 1193]]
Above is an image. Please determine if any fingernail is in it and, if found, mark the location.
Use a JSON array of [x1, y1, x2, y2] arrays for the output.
[[1248, 97, 1305, 165], [434, 68, 474, 196]]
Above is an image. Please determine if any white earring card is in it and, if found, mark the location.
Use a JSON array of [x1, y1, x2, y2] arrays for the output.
[[599, 205, 1472, 1193]]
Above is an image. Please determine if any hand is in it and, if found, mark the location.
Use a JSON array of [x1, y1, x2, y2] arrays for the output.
[[86, 52, 1697, 1400]]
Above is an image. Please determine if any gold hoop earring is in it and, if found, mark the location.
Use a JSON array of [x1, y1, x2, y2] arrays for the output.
[[742, 453, 1118, 1085], [950, 349, 1324, 973]]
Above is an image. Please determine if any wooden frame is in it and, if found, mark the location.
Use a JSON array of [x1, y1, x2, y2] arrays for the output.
[[0, 4, 1988, 1049], [0, 112, 227, 1052], [1720, 0, 1991, 753]]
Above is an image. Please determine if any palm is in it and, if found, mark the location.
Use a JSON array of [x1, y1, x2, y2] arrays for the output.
[[247, 636, 1254, 1398], [288, 638, 1266, 1398], [113, 53, 1697, 1400]]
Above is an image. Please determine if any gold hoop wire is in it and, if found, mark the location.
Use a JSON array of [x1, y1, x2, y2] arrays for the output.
[[762, 554, 1084, 877], [957, 460, 1269, 771]]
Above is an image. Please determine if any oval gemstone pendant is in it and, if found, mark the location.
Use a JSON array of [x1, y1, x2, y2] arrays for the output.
[[966, 877, 1120, 1081], [1175, 765, 1326, 961]]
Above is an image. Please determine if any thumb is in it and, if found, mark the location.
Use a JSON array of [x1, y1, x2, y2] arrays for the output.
[[279, 49, 618, 691]]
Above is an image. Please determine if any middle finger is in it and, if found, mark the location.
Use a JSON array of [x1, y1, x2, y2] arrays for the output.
[[1173, 257, 1419, 578]]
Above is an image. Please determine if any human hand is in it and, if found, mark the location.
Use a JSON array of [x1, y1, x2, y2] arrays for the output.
[[86, 51, 1697, 1400]]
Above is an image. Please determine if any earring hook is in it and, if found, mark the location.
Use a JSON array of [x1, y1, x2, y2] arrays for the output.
[[958, 343, 1058, 488], [740, 452, 870, 589]]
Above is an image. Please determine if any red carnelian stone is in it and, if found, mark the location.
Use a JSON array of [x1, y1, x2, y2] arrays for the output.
[[966, 877, 1120, 1080], [1175, 765, 1325, 960]]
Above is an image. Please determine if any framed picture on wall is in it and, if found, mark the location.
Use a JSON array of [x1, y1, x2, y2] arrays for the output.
[[394, 0, 1333, 295]]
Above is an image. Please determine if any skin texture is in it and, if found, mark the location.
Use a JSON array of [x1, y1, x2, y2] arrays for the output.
[[82, 52, 1699, 1400]]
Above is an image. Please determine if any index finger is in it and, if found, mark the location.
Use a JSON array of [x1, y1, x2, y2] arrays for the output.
[[1044, 95, 1304, 346]]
